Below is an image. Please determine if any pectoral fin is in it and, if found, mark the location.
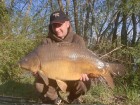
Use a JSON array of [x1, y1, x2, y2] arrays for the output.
[[38, 70, 49, 85], [56, 80, 67, 93], [102, 71, 114, 89]]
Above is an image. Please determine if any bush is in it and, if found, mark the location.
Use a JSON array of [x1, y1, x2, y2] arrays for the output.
[[0, 36, 41, 83]]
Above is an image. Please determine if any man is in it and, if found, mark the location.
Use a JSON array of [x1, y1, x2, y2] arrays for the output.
[[34, 10, 91, 104]]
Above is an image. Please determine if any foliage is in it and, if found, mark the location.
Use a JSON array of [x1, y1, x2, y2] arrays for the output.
[[0, 36, 41, 83], [0, 1, 10, 36]]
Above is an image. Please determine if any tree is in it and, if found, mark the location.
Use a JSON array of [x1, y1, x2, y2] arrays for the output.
[[66, 0, 70, 15], [112, 11, 120, 44], [83, 0, 91, 42], [72, 0, 80, 34], [57, 0, 64, 11]]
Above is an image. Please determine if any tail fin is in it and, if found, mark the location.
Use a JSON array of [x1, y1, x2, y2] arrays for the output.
[[106, 63, 126, 76]]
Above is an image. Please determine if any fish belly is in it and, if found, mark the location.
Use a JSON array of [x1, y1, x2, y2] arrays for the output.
[[41, 59, 99, 81]]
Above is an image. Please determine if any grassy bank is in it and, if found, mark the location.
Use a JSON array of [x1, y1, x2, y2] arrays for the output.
[[0, 74, 140, 105]]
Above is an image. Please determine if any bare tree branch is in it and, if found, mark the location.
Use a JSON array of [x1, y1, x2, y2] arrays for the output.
[[100, 45, 125, 58], [26, 0, 32, 17]]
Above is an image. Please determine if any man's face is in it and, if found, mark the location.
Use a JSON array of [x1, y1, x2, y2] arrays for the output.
[[51, 21, 70, 39]]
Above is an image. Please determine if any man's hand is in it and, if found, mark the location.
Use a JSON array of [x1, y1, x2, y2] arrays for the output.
[[32, 71, 38, 77], [80, 74, 89, 81]]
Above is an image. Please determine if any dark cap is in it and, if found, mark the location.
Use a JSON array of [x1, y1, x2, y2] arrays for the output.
[[50, 10, 69, 24]]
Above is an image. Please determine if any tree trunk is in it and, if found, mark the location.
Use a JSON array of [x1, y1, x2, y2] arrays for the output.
[[57, 0, 64, 11], [121, 13, 127, 45], [121, 0, 127, 45], [131, 13, 137, 46], [83, 0, 90, 42], [112, 11, 120, 44], [49, 0, 54, 12], [72, 0, 80, 34], [66, 0, 70, 15]]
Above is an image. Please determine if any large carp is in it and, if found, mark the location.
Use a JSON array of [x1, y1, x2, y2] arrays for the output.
[[19, 42, 115, 92]]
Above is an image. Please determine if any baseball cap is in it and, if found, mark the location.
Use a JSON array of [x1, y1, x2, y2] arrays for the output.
[[50, 10, 69, 24]]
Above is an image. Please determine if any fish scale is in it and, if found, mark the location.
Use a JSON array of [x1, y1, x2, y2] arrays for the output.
[[37, 43, 104, 69]]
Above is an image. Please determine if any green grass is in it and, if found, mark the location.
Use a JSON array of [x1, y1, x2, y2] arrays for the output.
[[0, 77, 140, 105], [0, 75, 38, 100]]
